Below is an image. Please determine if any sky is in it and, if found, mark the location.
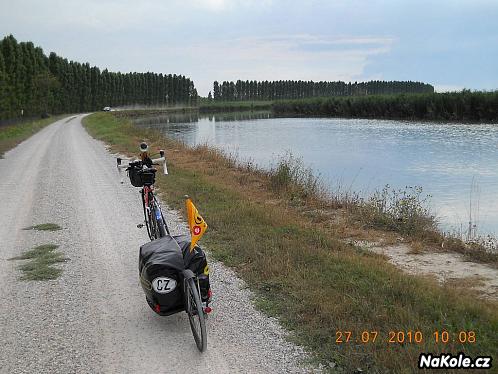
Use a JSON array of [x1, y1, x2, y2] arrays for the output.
[[0, 0, 497, 96]]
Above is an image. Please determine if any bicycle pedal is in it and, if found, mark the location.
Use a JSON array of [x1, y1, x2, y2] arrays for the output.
[[137, 223, 144, 229]]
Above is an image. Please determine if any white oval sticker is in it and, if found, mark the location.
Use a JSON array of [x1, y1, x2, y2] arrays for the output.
[[152, 277, 177, 294]]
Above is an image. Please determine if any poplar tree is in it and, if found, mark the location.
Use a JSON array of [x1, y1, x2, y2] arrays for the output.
[[0, 35, 198, 120]]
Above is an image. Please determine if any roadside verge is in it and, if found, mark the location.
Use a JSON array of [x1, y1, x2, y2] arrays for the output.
[[0, 115, 70, 157]]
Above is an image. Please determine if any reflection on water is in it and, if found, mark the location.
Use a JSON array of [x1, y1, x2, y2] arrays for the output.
[[133, 111, 272, 126], [133, 111, 498, 235], [134, 112, 200, 125]]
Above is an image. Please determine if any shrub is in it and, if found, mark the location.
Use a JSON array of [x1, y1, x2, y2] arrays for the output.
[[354, 185, 437, 235]]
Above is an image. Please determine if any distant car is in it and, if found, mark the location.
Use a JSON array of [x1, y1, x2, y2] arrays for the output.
[[103, 106, 111, 112]]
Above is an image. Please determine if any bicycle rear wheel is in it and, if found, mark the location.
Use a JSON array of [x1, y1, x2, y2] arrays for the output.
[[185, 277, 207, 352]]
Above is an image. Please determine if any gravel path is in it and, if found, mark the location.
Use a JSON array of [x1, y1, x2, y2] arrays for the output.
[[0, 115, 317, 374]]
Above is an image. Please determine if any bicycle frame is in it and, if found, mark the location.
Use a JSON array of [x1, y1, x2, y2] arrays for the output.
[[142, 184, 170, 240]]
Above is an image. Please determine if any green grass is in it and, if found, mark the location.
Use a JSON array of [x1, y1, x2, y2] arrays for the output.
[[83, 112, 497, 373], [0, 115, 67, 157], [9, 244, 68, 281], [23, 223, 62, 231]]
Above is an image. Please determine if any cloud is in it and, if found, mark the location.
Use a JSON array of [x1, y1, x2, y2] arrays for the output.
[[434, 84, 465, 92], [0, 0, 162, 32], [189, 0, 274, 11], [194, 0, 228, 11], [173, 34, 395, 94], [4, 0, 492, 95]]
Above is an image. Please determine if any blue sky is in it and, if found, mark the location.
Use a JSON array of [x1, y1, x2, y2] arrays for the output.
[[1, 0, 497, 96]]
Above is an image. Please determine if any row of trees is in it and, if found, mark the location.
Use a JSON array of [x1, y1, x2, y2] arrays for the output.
[[209, 80, 434, 101], [0, 35, 197, 120], [272, 90, 498, 122]]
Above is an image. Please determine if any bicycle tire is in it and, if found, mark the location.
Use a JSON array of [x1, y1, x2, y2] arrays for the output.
[[161, 210, 171, 236], [146, 191, 161, 240], [152, 205, 167, 238], [149, 209, 158, 239], [153, 195, 170, 236], [185, 277, 207, 352]]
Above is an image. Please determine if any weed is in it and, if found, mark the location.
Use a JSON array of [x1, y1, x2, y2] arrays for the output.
[[24, 223, 62, 231], [353, 185, 436, 236], [9, 244, 68, 281], [407, 241, 425, 255], [268, 153, 326, 202]]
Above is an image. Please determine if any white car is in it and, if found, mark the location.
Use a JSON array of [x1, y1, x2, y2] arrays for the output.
[[103, 106, 111, 112]]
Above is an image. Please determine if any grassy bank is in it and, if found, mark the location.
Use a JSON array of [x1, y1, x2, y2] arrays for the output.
[[272, 91, 498, 122], [0, 115, 67, 157], [199, 100, 273, 113], [83, 112, 497, 373]]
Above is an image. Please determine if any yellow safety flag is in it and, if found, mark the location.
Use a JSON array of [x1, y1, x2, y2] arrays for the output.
[[185, 196, 208, 251]]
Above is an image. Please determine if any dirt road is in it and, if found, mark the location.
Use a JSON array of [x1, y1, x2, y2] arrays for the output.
[[0, 115, 313, 374]]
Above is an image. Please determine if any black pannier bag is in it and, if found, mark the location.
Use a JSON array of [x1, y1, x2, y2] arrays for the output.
[[139, 236, 185, 315], [174, 235, 211, 303], [128, 166, 156, 187]]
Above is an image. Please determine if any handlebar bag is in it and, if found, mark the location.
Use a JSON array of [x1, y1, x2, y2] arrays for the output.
[[139, 236, 185, 315], [128, 166, 144, 187]]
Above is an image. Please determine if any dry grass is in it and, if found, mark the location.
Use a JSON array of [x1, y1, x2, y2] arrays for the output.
[[443, 275, 488, 290], [407, 241, 425, 255]]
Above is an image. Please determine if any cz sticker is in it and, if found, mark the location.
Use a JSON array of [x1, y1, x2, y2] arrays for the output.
[[152, 277, 177, 294]]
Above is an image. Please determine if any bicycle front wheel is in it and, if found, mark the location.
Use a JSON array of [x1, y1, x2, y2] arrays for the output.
[[142, 193, 154, 240], [153, 195, 170, 236], [153, 206, 167, 238], [185, 277, 207, 352]]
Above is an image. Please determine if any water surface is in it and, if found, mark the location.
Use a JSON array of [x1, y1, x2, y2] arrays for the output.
[[135, 112, 498, 235]]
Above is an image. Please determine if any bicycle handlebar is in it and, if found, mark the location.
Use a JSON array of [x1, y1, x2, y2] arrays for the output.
[[116, 150, 168, 183]]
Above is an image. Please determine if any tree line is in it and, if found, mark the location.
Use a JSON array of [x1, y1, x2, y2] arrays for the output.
[[209, 79, 434, 101], [271, 90, 498, 122], [0, 35, 197, 120]]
